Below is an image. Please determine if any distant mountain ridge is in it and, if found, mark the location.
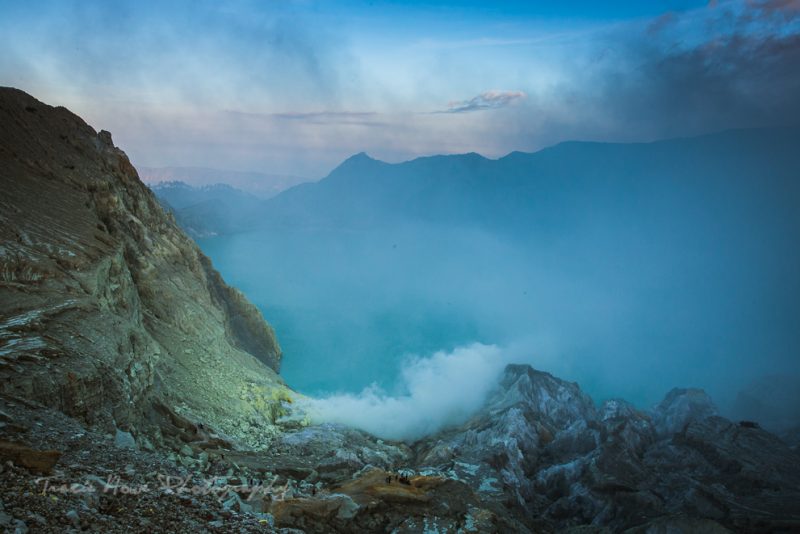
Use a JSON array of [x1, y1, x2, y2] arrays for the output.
[[149, 180, 262, 238], [139, 165, 309, 199], [153, 127, 800, 237], [150, 180, 258, 209], [252, 126, 800, 233]]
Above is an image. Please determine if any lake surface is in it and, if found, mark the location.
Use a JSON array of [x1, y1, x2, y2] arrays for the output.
[[199, 219, 800, 409], [199, 225, 494, 396]]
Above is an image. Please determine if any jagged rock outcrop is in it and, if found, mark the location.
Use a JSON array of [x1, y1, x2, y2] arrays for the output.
[[0, 87, 285, 448], [253, 364, 799, 532], [651, 387, 718, 437], [397, 365, 800, 533]]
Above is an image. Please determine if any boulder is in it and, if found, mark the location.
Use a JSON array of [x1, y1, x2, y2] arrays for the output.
[[0, 440, 61, 474], [651, 388, 717, 437], [114, 429, 137, 449]]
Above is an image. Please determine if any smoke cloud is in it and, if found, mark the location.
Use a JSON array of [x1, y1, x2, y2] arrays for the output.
[[299, 343, 507, 442]]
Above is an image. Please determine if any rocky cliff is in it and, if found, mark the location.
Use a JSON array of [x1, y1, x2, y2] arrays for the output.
[[0, 87, 285, 450]]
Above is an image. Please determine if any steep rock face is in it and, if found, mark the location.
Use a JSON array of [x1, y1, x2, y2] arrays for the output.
[[0, 88, 284, 447]]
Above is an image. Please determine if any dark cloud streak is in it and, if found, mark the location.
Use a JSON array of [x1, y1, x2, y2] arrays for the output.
[[605, 4, 800, 136], [224, 109, 388, 127], [438, 90, 527, 113], [491, 1, 800, 152]]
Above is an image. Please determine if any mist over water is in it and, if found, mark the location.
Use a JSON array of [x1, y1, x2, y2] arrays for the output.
[[198, 214, 800, 422], [200, 225, 500, 396], [195, 130, 800, 439]]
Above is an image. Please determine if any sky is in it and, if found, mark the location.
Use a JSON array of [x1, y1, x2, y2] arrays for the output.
[[1, 0, 799, 177]]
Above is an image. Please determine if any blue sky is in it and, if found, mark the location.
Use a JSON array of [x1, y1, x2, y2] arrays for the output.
[[1, 0, 798, 176]]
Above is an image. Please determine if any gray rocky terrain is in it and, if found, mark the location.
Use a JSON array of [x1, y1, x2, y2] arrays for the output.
[[1, 88, 799, 533]]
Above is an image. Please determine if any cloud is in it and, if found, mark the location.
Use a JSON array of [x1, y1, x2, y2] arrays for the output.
[[440, 90, 527, 113], [647, 12, 676, 35], [299, 343, 507, 442], [750, 0, 800, 20], [224, 109, 385, 126], [412, 34, 579, 50], [62, 2, 800, 178], [0, 1, 354, 112], [270, 111, 377, 121], [4, 0, 797, 177], [481, 1, 800, 151], [595, 3, 800, 136]]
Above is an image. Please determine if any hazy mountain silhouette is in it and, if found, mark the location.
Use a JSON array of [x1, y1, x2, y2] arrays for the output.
[[151, 181, 257, 209], [150, 181, 262, 238], [258, 127, 800, 236], [140, 166, 308, 199]]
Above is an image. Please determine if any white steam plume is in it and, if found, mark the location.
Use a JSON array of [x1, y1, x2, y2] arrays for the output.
[[300, 343, 507, 442]]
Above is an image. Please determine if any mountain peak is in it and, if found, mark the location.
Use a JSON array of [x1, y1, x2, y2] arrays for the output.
[[346, 151, 375, 163], [326, 151, 386, 180]]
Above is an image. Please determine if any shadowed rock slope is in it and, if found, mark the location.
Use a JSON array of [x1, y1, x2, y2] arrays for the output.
[[0, 87, 285, 449]]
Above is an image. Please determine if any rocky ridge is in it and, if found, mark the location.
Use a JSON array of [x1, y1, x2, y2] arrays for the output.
[[0, 87, 285, 450]]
